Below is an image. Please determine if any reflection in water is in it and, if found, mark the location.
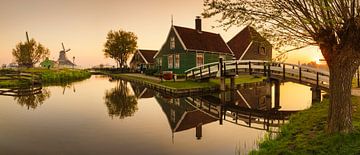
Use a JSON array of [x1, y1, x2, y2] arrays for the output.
[[153, 81, 313, 144], [13, 88, 51, 109], [104, 80, 138, 119]]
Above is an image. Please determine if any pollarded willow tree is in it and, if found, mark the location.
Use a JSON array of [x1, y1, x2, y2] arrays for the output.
[[203, 0, 360, 133]]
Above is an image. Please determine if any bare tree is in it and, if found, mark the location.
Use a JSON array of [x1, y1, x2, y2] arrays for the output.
[[203, 0, 360, 133]]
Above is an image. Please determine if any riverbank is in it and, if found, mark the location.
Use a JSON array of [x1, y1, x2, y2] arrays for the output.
[[109, 73, 265, 95], [0, 68, 91, 88], [251, 97, 360, 154]]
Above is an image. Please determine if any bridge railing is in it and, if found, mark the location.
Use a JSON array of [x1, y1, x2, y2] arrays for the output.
[[185, 60, 330, 88]]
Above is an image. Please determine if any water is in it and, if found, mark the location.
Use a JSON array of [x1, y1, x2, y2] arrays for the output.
[[0, 75, 314, 154]]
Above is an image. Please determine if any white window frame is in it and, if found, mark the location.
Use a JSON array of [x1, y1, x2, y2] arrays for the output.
[[174, 54, 180, 69], [168, 54, 173, 68], [196, 53, 204, 67], [170, 37, 175, 49]]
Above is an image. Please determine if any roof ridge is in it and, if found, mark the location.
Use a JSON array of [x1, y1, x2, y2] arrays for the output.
[[173, 25, 220, 35]]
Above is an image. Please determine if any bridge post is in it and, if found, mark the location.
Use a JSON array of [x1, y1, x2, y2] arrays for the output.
[[282, 64, 286, 80], [219, 58, 226, 91], [357, 68, 360, 87], [311, 87, 321, 102], [274, 80, 281, 109], [196, 124, 202, 140], [230, 76, 235, 90]]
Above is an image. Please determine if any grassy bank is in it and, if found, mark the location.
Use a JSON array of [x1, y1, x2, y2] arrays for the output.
[[0, 68, 91, 88], [111, 74, 265, 90], [26, 68, 91, 84], [251, 97, 360, 154]]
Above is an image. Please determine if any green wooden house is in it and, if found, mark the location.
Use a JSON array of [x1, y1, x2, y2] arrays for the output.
[[154, 16, 234, 75], [130, 49, 158, 72], [40, 57, 57, 69], [227, 26, 272, 61]]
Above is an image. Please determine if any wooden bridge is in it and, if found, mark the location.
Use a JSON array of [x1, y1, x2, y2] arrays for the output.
[[185, 60, 330, 90]]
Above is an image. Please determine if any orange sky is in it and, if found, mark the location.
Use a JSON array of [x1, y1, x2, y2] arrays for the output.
[[0, 0, 323, 68]]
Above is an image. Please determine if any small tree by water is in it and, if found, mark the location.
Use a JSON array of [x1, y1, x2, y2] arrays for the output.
[[103, 29, 137, 69]]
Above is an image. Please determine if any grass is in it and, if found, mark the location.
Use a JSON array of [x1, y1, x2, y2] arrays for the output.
[[250, 97, 360, 155], [0, 68, 91, 88], [112, 74, 264, 90]]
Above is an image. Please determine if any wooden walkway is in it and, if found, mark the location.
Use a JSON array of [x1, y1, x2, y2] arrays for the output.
[[185, 60, 330, 90]]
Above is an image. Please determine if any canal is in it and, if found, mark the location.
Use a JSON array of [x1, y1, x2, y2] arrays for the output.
[[0, 75, 315, 154]]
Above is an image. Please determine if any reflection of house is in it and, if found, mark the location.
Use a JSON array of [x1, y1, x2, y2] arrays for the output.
[[154, 16, 234, 74], [155, 95, 217, 140], [227, 26, 272, 61], [232, 84, 272, 110], [131, 84, 155, 99], [130, 49, 158, 72]]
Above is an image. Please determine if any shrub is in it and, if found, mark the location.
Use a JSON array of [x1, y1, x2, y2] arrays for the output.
[[144, 69, 158, 76], [163, 73, 173, 80]]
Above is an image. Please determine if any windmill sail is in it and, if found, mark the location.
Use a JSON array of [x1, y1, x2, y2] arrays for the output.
[[58, 43, 75, 67]]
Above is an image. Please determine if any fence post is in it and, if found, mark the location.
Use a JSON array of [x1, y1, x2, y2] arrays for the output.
[[223, 62, 227, 77], [267, 63, 271, 77], [200, 67, 202, 79], [208, 65, 211, 77], [235, 62, 238, 75], [263, 62, 267, 76], [219, 58, 223, 77], [248, 61, 252, 75]]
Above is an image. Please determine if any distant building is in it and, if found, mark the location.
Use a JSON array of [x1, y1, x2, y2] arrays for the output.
[[40, 57, 57, 69], [130, 49, 158, 72], [154, 16, 234, 74], [7, 62, 18, 68], [227, 26, 272, 61]]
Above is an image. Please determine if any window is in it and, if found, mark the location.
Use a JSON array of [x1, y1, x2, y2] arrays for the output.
[[259, 46, 266, 55], [175, 54, 180, 68], [168, 54, 173, 68], [158, 58, 162, 66], [170, 37, 175, 49], [196, 53, 204, 67]]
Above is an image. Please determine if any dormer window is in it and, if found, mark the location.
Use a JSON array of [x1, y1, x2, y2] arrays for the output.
[[170, 37, 175, 49]]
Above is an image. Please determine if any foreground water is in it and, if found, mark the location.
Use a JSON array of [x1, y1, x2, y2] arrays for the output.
[[0, 76, 314, 154]]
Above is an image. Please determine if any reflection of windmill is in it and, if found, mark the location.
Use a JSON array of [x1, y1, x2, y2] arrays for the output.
[[58, 42, 75, 67]]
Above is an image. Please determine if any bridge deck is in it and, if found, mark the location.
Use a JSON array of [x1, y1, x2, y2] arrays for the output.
[[185, 60, 330, 89]]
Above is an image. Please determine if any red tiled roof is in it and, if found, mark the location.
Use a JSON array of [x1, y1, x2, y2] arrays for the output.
[[227, 26, 271, 59], [174, 26, 233, 55], [139, 49, 158, 64]]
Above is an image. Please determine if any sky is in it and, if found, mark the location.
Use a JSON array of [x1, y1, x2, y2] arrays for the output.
[[0, 0, 324, 68]]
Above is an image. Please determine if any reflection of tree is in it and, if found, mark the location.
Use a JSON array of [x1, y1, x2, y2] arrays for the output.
[[13, 88, 51, 109], [104, 80, 138, 119]]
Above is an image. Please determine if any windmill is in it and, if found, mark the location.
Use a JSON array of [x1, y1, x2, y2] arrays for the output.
[[58, 42, 75, 67]]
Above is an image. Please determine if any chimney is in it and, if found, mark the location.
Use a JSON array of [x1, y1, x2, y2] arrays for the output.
[[195, 16, 202, 32]]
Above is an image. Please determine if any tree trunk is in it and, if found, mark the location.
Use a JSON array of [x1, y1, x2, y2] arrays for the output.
[[327, 58, 355, 133]]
